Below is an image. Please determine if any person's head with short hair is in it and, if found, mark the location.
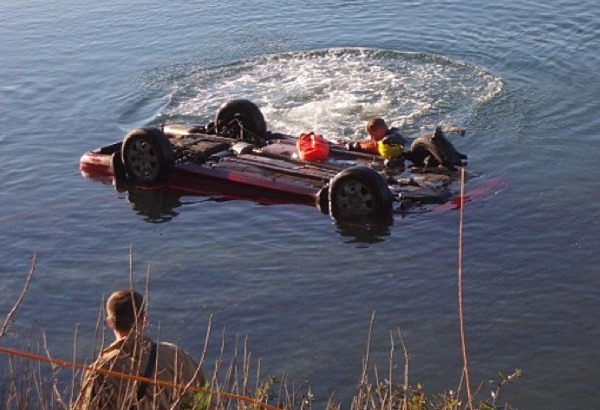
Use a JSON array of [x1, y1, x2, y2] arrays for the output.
[[106, 289, 145, 338], [365, 117, 389, 141]]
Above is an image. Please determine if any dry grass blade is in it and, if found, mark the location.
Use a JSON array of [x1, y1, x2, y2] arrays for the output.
[[1, 253, 36, 339]]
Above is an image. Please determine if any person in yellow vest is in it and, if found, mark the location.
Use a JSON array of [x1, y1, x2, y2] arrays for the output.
[[349, 117, 407, 159], [74, 289, 209, 409]]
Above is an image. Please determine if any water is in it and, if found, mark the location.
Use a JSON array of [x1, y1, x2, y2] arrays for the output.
[[2, 0, 600, 408]]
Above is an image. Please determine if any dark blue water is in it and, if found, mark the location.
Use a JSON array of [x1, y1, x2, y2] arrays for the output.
[[2, 0, 600, 408]]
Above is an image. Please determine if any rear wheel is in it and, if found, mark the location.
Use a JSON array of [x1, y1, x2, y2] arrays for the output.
[[215, 99, 267, 144], [328, 166, 393, 222], [121, 128, 174, 186], [409, 128, 466, 168]]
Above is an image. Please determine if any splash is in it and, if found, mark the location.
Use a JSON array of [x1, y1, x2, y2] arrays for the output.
[[160, 48, 502, 139]]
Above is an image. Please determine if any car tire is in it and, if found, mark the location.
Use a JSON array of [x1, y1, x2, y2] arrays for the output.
[[316, 185, 330, 215], [110, 151, 127, 183], [410, 130, 465, 168], [215, 99, 267, 143], [328, 166, 393, 222], [121, 128, 175, 186]]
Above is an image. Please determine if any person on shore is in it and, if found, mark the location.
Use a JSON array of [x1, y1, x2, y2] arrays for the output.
[[74, 289, 208, 410], [348, 116, 407, 156]]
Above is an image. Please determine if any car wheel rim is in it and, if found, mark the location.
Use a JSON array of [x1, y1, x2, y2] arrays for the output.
[[127, 140, 159, 180], [335, 180, 375, 215]]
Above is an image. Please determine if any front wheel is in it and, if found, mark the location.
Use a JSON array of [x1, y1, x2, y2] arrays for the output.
[[328, 166, 393, 222], [121, 128, 175, 186]]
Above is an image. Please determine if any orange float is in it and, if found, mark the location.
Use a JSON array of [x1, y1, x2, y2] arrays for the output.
[[296, 132, 329, 161]]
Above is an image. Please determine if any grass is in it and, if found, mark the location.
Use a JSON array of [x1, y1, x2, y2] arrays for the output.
[[0, 254, 521, 410]]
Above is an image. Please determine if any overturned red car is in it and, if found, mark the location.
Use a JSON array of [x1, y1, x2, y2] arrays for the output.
[[80, 99, 474, 222]]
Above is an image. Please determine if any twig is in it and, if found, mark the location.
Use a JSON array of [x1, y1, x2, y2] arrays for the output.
[[388, 331, 394, 410], [69, 324, 78, 406], [457, 166, 473, 410], [128, 243, 134, 289], [91, 296, 106, 361], [199, 315, 212, 370], [396, 329, 409, 410], [1, 252, 36, 338], [362, 312, 376, 383], [42, 332, 67, 410]]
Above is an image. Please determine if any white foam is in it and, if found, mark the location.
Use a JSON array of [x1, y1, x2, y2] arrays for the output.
[[166, 48, 503, 139]]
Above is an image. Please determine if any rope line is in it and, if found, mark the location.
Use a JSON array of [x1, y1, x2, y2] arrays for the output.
[[457, 166, 473, 410], [0, 345, 282, 410]]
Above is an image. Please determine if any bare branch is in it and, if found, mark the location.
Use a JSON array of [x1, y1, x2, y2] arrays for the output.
[[1, 253, 36, 338]]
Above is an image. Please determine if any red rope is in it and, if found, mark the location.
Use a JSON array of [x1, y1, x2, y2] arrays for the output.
[[0, 344, 282, 410]]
